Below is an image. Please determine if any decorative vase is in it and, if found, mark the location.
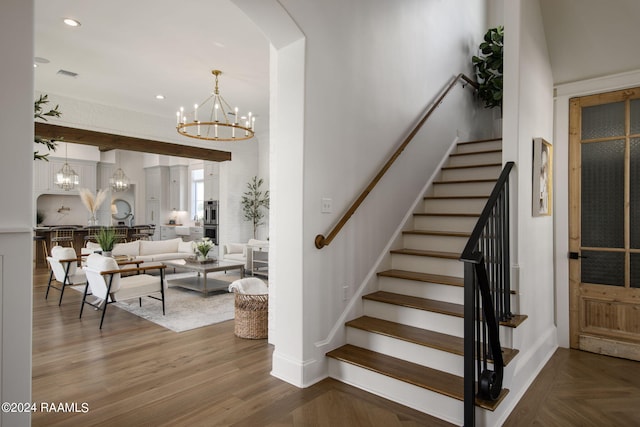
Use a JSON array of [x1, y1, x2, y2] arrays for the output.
[[103, 251, 112, 257], [197, 252, 208, 261], [88, 214, 97, 226]]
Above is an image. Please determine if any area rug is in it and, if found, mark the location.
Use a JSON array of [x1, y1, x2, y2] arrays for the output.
[[73, 271, 241, 332]]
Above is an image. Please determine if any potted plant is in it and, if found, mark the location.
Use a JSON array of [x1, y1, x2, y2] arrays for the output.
[[241, 176, 270, 239], [192, 237, 215, 261], [472, 26, 504, 111], [96, 227, 117, 257]]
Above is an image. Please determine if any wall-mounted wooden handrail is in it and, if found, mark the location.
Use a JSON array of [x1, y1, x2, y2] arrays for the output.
[[315, 73, 478, 249]]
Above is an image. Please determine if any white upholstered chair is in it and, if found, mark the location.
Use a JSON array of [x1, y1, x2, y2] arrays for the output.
[[81, 253, 167, 329], [46, 245, 86, 306]]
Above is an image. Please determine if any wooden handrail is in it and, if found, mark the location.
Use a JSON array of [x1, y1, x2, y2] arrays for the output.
[[315, 73, 478, 249]]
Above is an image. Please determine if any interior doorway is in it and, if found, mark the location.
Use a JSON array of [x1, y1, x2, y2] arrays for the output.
[[568, 86, 640, 361]]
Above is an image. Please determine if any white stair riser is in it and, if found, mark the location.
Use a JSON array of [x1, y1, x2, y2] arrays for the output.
[[414, 215, 478, 232], [328, 358, 463, 426], [447, 152, 502, 167], [391, 253, 463, 277], [378, 276, 464, 304], [433, 181, 496, 197], [456, 140, 502, 153], [363, 300, 464, 337], [403, 233, 467, 253], [422, 197, 487, 214], [441, 165, 501, 181], [346, 327, 465, 376]]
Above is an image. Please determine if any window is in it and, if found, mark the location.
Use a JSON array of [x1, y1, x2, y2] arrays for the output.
[[191, 168, 204, 220]]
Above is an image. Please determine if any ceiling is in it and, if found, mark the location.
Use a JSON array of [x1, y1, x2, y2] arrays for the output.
[[34, 1, 640, 133], [34, 0, 270, 132], [539, 0, 640, 85]]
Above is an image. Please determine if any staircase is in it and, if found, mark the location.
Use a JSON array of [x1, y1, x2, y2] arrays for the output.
[[326, 138, 526, 426]]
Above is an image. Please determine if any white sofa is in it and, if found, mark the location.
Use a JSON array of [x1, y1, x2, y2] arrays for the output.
[[83, 238, 194, 262], [221, 239, 268, 270]]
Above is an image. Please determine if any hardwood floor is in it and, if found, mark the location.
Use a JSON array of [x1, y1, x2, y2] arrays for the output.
[[504, 347, 640, 426], [32, 267, 450, 427], [32, 267, 640, 426]]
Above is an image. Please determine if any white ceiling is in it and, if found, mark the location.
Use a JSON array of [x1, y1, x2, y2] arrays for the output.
[[539, 0, 640, 85], [34, 0, 640, 130], [34, 0, 270, 127]]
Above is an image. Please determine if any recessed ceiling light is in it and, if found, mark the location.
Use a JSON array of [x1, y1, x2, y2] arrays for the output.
[[34, 64, 38, 68], [34, 57, 50, 64], [63, 18, 81, 27], [155, 94, 165, 100]]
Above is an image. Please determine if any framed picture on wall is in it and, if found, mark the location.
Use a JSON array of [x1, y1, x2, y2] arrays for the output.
[[532, 137, 552, 216]]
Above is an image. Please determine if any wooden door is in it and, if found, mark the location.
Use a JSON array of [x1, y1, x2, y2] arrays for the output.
[[569, 87, 640, 361]]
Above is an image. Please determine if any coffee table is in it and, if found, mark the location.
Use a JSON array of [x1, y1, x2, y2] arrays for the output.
[[163, 259, 245, 296]]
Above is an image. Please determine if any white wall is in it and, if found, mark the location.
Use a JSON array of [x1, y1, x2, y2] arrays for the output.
[[0, 1, 33, 426], [491, 0, 558, 424], [255, 0, 490, 386]]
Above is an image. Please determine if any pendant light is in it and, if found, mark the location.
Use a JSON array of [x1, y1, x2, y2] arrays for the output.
[[55, 142, 79, 191]]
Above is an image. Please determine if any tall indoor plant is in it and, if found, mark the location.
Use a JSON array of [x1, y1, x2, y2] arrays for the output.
[[472, 26, 504, 111], [241, 176, 270, 239]]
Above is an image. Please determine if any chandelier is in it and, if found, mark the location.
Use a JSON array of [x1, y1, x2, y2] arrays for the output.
[[110, 152, 129, 192], [110, 168, 129, 192], [176, 70, 255, 141], [55, 143, 79, 191]]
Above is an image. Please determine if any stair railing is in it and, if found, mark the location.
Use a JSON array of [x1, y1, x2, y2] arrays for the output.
[[459, 161, 515, 427], [315, 73, 478, 249]]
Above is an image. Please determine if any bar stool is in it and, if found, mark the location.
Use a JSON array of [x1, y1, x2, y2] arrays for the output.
[[50, 226, 76, 249], [84, 226, 102, 246], [131, 225, 152, 241], [33, 234, 48, 267], [113, 226, 129, 243]]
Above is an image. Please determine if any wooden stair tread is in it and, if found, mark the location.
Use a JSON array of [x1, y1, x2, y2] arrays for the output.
[[424, 195, 490, 200], [433, 178, 498, 184], [346, 316, 519, 366], [501, 314, 528, 328], [402, 230, 471, 238], [365, 291, 527, 328], [326, 344, 509, 411], [377, 269, 464, 287], [390, 248, 460, 259], [364, 291, 464, 317], [441, 163, 502, 170], [457, 138, 502, 145], [414, 212, 479, 217], [449, 149, 502, 157]]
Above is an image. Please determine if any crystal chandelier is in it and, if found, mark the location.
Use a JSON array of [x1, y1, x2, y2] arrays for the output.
[[176, 70, 255, 141], [55, 143, 79, 191], [110, 152, 129, 192]]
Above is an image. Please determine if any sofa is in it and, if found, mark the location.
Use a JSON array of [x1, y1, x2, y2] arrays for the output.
[[83, 237, 194, 262], [222, 239, 268, 270]]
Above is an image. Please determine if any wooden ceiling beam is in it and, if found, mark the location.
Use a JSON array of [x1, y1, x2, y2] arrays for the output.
[[35, 122, 232, 162]]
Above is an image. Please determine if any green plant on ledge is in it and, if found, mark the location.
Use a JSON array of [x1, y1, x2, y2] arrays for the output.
[[34, 94, 62, 161], [241, 176, 270, 239], [96, 227, 117, 253], [472, 26, 504, 111]]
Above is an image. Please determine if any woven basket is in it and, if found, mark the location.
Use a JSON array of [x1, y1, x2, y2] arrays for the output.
[[234, 293, 268, 339]]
